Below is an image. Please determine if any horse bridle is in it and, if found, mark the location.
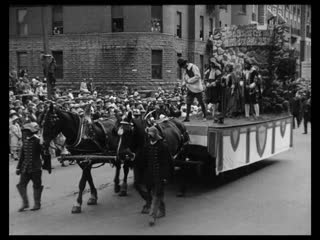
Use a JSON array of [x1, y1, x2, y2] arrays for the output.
[[117, 120, 136, 162]]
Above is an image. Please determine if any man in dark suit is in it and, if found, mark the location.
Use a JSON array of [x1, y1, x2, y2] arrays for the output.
[[16, 122, 49, 212], [302, 93, 311, 134], [290, 93, 302, 129], [144, 126, 172, 226]]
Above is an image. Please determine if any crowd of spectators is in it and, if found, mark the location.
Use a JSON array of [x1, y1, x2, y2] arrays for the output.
[[9, 67, 311, 163], [8, 69, 196, 163]]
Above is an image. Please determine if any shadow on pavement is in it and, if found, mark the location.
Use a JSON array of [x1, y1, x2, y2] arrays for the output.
[[166, 159, 282, 197]]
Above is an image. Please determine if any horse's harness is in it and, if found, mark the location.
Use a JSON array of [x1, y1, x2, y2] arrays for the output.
[[153, 119, 189, 160], [43, 108, 115, 167], [120, 117, 189, 162]]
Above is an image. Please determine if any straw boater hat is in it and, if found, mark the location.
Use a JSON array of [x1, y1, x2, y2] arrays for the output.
[[11, 115, 19, 122], [9, 109, 17, 115], [23, 122, 40, 133], [157, 98, 164, 104]]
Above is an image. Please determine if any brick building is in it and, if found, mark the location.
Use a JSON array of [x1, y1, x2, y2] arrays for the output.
[[9, 5, 217, 91]]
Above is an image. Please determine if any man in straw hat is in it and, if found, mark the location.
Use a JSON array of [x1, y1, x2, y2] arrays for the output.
[[16, 122, 49, 212], [144, 126, 172, 226], [177, 58, 207, 122]]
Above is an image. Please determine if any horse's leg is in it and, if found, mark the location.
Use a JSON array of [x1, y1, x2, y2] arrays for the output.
[[71, 162, 86, 214], [119, 163, 129, 196], [113, 162, 121, 193], [86, 164, 98, 205]]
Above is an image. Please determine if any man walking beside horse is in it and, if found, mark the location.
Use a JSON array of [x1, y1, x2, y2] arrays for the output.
[[144, 126, 172, 226]]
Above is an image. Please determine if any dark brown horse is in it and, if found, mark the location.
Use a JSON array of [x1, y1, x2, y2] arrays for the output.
[[40, 103, 122, 214], [116, 111, 189, 213]]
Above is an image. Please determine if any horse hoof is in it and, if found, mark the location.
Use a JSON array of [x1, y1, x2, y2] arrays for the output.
[[149, 218, 156, 226], [156, 211, 165, 218], [71, 206, 81, 214], [114, 185, 120, 193], [118, 191, 127, 197], [141, 206, 150, 214], [87, 198, 97, 205]]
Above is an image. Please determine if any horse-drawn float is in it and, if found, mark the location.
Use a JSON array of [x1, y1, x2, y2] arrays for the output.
[[41, 102, 292, 213], [181, 114, 293, 177]]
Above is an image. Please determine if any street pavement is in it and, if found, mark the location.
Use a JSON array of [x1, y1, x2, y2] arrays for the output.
[[9, 124, 311, 235]]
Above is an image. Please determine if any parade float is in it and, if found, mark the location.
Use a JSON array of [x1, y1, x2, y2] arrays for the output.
[[181, 23, 295, 177]]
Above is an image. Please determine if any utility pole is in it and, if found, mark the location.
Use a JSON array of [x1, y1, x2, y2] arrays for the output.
[[41, 6, 53, 100]]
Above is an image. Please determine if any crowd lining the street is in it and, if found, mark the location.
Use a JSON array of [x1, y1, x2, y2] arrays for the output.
[[9, 60, 311, 225], [9, 64, 311, 163]]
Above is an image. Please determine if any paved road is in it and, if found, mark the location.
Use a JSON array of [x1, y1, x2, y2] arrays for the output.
[[9, 124, 311, 235]]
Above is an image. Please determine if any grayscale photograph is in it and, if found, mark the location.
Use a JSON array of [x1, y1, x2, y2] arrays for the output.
[[9, 4, 311, 235]]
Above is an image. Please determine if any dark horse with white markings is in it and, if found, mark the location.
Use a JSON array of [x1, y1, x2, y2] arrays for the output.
[[115, 111, 190, 213], [40, 103, 132, 213]]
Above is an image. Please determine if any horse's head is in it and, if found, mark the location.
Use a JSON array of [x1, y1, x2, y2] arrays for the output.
[[116, 111, 138, 161], [41, 103, 63, 154], [83, 103, 93, 124]]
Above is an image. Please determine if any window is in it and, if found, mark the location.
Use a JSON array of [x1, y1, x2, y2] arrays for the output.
[[200, 16, 204, 40], [52, 51, 63, 79], [17, 52, 28, 73], [177, 53, 182, 79], [209, 18, 213, 36], [17, 9, 28, 36], [297, 7, 300, 17], [252, 4, 258, 20], [200, 55, 204, 79], [241, 5, 246, 14], [111, 5, 124, 32], [52, 6, 63, 35], [151, 5, 162, 32], [176, 11, 182, 38], [252, 12, 257, 21], [152, 50, 162, 79], [219, 21, 222, 28]]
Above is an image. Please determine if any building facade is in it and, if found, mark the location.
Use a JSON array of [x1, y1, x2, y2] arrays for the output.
[[9, 5, 218, 91]]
